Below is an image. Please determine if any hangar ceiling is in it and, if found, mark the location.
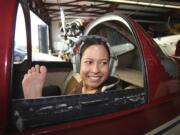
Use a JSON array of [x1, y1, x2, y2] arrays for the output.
[[27, 0, 180, 36], [28, 0, 180, 24]]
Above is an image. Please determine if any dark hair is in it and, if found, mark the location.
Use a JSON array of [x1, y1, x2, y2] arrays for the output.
[[76, 35, 111, 60]]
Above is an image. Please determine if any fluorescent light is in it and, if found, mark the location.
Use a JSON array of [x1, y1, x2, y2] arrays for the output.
[[99, 0, 180, 9]]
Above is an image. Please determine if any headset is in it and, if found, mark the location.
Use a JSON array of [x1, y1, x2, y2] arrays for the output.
[[71, 35, 118, 76]]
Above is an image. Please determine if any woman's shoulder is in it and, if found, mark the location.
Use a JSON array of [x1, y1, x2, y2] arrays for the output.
[[64, 81, 83, 95]]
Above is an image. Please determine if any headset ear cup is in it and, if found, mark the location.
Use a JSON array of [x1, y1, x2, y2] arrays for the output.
[[76, 53, 80, 73], [72, 55, 77, 72], [72, 53, 80, 73], [109, 57, 118, 76], [109, 58, 113, 75]]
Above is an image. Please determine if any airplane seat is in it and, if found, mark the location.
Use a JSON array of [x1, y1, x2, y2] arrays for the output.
[[131, 54, 142, 71], [62, 71, 81, 95], [115, 48, 143, 89], [117, 49, 141, 71], [117, 51, 133, 68], [42, 85, 62, 96]]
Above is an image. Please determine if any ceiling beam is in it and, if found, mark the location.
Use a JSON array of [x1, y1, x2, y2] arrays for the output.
[[96, 0, 180, 9]]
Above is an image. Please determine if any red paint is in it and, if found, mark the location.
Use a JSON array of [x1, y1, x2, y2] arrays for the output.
[[0, 1, 179, 135], [0, 0, 17, 133]]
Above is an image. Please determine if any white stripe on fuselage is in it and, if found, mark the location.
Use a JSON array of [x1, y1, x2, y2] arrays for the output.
[[145, 116, 180, 135]]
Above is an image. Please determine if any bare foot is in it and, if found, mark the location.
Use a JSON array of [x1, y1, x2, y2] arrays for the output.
[[22, 65, 47, 99]]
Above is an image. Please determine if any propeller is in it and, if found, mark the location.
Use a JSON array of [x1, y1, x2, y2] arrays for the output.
[[58, 7, 83, 61], [60, 7, 67, 39]]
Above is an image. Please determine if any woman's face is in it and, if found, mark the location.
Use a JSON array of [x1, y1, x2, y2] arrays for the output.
[[80, 44, 109, 91]]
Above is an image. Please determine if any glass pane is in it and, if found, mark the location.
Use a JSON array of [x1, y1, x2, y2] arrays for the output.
[[86, 19, 144, 89], [14, 4, 27, 64], [30, 11, 62, 62]]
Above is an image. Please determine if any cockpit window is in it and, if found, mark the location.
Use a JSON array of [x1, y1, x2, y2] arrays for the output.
[[11, 4, 146, 132], [14, 4, 27, 64]]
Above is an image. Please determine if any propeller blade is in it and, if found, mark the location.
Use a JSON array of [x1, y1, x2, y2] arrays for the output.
[[60, 7, 66, 35]]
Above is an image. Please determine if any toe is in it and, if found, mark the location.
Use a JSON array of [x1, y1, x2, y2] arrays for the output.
[[40, 66, 47, 74], [27, 69, 32, 74], [35, 64, 40, 73]]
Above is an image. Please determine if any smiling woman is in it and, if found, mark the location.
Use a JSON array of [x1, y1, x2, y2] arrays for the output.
[[65, 35, 119, 94]]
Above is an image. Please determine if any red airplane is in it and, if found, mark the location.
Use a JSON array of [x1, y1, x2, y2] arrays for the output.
[[0, 1, 180, 135]]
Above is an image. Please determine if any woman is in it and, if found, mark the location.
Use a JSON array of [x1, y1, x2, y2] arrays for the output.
[[22, 35, 119, 99]]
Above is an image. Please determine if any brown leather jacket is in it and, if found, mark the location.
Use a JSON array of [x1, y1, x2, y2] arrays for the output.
[[65, 77, 121, 95]]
